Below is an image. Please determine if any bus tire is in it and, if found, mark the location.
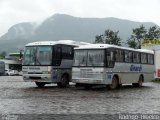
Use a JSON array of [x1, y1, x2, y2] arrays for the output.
[[35, 82, 45, 88], [57, 74, 69, 88], [138, 75, 143, 87], [109, 76, 119, 89], [132, 75, 143, 87]]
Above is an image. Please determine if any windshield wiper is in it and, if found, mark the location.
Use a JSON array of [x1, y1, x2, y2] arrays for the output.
[[34, 56, 41, 65], [33, 53, 41, 65], [36, 57, 41, 65]]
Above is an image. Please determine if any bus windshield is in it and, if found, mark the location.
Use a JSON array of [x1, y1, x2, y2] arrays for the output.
[[23, 46, 52, 65], [73, 50, 104, 67]]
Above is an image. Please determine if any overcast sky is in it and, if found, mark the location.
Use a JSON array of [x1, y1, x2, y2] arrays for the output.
[[0, 0, 160, 36]]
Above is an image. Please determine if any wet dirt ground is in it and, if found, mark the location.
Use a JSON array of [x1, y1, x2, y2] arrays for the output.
[[0, 76, 160, 120]]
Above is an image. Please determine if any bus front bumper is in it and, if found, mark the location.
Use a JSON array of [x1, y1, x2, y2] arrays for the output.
[[72, 78, 104, 84], [23, 74, 52, 83]]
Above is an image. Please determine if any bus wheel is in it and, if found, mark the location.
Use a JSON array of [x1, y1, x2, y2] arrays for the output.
[[138, 75, 143, 87], [35, 82, 45, 88], [57, 74, 69, 88], [132, 75, 143, 87], [109, 76, 118, 89]]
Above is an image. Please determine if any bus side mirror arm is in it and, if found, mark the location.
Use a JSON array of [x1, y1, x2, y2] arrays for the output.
[[20, 50, 24, 59]]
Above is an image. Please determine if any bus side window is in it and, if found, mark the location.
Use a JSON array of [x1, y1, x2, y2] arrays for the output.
[[141, 53, 147, 64], [128, 51, 133, 63], [147, 54, 154, 64], [125, 50, 130, 62], [133, 52, 140, 63], [62, 46, 74, 59], [115, 49, 123, 62], [106, 50, 115, 68]]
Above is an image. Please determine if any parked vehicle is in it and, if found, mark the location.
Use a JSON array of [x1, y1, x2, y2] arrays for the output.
[[5, 69, 19, 76], [72, 44, 154, 89], [22, 40, 90, 87]]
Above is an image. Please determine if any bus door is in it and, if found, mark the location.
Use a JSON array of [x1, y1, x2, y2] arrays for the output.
[[54, 46, 62, 66]]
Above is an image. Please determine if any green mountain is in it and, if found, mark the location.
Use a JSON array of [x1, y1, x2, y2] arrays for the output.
[[0, 14, 157, 51]]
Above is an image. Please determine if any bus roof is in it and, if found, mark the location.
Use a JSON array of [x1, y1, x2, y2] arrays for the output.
[[75, 44, 154, 54], [25, 40, 90, 47]]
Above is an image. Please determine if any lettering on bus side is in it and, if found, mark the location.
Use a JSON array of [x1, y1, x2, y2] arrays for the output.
[[130, 65, 142, 71]]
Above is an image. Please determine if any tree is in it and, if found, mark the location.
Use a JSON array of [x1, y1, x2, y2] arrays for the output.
[[127, 39, 137, 48], [0, 51, 6, 58], [95, 34, 104, 43], [146, 26, 160, 39], [127, 25, 147, 49], [95, 29, 122, 46], [127, 25, 160, 49]]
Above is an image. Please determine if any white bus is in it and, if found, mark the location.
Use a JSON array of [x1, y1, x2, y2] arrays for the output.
[[72, 44, 154, 89], [22, 40, 89, 87]]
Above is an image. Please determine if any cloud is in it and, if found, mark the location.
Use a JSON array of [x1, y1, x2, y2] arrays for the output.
[[0, 0, 56, 36], [45, 0, 160, 25], [0, 0, 160, 36]]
